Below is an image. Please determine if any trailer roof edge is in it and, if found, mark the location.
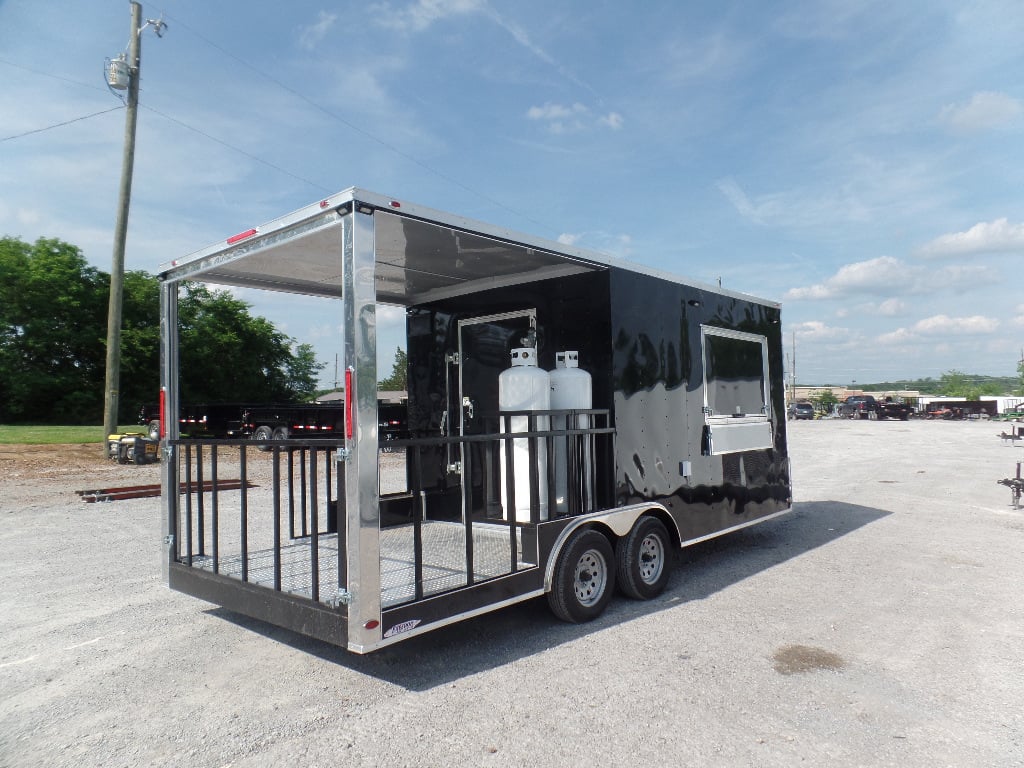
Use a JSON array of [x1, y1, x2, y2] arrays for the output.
[[158, 187, 781, 309]]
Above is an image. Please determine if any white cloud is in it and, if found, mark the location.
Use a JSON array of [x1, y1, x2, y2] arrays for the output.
[[876, 298, 905, 316], [527, 102, 621, 134], [917, 218, 1024, 259], [527, 102, 586, 122], [556, 230, 631, 257], [878, 314, 999, 344], [785, 256, 995, 301], [372, 0, 483, 32], [716, 178, 774, 225], [599, 112, 624, 130], [1014, 305, 1024, 327], [940, 91, 1023, 134], [914, 314, 998, 334], [714, 175, 876, 229], [481, 6, 605, 103], [298, 11, 338, 50], [792, 320, 850, 342], [785, 256, 902, 299], [662, 32, 742, 83]]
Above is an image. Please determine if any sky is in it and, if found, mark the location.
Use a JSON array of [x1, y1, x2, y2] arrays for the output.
[[2, 0, 1023, 388]]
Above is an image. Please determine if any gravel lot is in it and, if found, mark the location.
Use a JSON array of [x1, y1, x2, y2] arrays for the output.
[[2, 419, 1023, 767]]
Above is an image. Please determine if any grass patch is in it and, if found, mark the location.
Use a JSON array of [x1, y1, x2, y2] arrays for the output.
[[0, 425, 141, 445]]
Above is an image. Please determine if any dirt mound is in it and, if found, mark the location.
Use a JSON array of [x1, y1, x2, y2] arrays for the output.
[[0, 443, 116, 477]]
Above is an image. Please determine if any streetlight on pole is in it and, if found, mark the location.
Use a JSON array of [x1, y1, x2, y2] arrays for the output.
[[102, 3, 165, 452]]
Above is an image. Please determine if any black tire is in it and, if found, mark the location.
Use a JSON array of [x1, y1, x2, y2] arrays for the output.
[[272, 426, 289, 441], [548, 529, 615, 623], [253, 425, 273, 451], [617, 517, 673, 600]]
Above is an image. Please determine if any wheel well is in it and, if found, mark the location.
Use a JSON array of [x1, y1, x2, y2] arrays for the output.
[[643, 508, 681, 548], [543, 505, 679, 592]]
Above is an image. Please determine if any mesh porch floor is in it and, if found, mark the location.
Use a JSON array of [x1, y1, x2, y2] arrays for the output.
[[186, 520, 536, 608]]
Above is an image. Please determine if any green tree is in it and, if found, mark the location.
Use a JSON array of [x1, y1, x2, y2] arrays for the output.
[[286, 343, 324, 401], [0, 237, 107, 423], [118, 270, 162, 420], [177, 283, 317, 404], [937, 369, 1001, 400], [378, 347, 407, 390], [937, 369, 970, 397], [811, 389, 839, 413], [0, 236, 327, 424]]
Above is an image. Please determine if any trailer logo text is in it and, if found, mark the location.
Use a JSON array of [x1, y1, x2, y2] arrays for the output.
[[384, 619, 422, 638]]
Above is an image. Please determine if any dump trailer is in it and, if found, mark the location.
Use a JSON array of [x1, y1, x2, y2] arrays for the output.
[[159, 188, 792, 653]]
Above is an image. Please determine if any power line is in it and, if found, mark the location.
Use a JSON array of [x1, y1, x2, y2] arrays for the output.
[[160, 12, 561, 237], [1, 55, 327, 189], [1, 106, 125, 142], [4, 13, 563, 238], [139, 103, 332, 193], [0, 56, 108, 93]]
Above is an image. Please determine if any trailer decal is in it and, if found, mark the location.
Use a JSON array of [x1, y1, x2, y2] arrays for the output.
[[384, 619, 422, 638]]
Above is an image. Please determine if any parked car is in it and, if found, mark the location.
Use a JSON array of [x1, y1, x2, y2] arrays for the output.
[[877, 396, 913, 421], [788, 401, 815, 420], [839, 395, 878, 419], [838, 394, 913, 420]]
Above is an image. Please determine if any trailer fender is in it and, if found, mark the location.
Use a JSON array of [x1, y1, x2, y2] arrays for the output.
[[543, 502, 675, 593]]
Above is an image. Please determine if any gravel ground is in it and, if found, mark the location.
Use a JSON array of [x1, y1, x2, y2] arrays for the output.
[[1, 419, 1023, 767]]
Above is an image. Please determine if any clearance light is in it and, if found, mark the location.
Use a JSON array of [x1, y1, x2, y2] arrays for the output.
[[389, 200, 401, 208], [364, 620, 380, 630], [319, 199, 330, 209], [345, 367, 354, 439], [226, 228, 257, 245], [159, 387, 166, 439]]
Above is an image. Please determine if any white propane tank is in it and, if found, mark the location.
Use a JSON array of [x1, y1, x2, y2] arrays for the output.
[[549, 351, 593, 514], [499, 347, 549, 523]]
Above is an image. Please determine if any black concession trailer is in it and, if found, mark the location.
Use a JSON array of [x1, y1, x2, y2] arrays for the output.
[[159, 188, 792, 653]]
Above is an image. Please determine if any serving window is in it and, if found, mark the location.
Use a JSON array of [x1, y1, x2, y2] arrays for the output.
[[700, 326, 772, 455]]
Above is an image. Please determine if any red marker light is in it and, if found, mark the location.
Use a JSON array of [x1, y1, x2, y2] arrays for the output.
[[389, 200, 401, 208], [345, 367, 354, 439], [158, 387, 166, 439], [226, 228, 257, 245], [319, 200, 330, 209], [364, 620, 380, 630]]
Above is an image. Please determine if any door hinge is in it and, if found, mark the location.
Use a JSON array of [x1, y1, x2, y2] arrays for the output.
[[335, 447, 351, 462], [163, 534, 175, 548]]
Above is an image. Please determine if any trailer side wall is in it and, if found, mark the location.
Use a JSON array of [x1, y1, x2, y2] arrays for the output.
[[608, 267, 790, 541]]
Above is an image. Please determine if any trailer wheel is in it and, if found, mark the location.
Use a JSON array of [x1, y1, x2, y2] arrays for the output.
[[253, 425, 273, 451], [617, 517, 672, 600], [548, 529, 615, 623], [272, 426, 289, 442]]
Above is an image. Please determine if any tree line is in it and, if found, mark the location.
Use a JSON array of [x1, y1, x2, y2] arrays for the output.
[[0, 236, 323, 425]]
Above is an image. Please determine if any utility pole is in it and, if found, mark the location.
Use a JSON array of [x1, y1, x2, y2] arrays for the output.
[[102, 3, 164, 451]]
